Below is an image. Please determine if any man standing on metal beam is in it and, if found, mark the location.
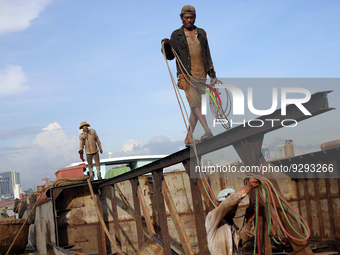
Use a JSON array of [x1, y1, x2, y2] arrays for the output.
[[162, 5, 215, 146], [205, 178, 260, 255], [78, 121, 103, 180]]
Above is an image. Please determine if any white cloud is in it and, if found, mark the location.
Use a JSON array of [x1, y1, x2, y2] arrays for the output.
[[1, 122, 79, 189], [0, 0, 52, 36], [117, 139, 150, 155], [114, 136, 183, 157], [0, 65, 28, 97], [33, 122, 78, 157]]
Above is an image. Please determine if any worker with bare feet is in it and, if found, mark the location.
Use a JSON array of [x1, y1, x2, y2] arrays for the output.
[[162, 5, 216, 146]]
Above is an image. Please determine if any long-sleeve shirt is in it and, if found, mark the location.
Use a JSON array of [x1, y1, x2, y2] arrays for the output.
[[79, 129, 102, 155], [205, 192, 253, 255], [163, 25, 215, 78]]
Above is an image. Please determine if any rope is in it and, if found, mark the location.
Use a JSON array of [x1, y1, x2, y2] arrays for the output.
[[293, 141, 305, 154], [244, 175, 311, 255], [87, 179, 125, 255], [162, 42, 221, 208]]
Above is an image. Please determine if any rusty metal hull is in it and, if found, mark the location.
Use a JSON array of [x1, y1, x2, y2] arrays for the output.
[[26, 170, 340, 254], [0, 219, 29, 254]]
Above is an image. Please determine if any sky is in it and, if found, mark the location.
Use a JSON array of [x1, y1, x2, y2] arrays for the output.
[[0, 0, 339, 190]]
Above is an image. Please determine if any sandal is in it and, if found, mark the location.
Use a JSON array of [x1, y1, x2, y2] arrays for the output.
[[185, 140, 201, 148], [201, 131, 213, 140]]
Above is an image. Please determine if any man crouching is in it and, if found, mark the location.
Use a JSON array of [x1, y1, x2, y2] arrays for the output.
[[205, 178, 260, 254]]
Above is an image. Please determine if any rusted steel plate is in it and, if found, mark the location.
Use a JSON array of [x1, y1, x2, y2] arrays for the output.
[[136, 236, 164, 255], [325, 179, 336, 236], [303, 179, 313, 237], [313, 179, 325, 237], [162, 179, 195, 255]]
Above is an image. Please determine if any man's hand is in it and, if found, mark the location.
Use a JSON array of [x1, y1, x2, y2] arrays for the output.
[[208, 68, 216, 79], [242, 177, 260, 195], [78, 150, 85, 162], [245, 203, 256, 225], [161, 38, 171, 48], [247, 178, 260, 189], [100, 149, 103, 154], [245, 211, 256, 225]]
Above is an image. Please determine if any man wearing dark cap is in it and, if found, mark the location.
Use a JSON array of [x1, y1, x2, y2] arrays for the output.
[[162, 5, 216, 146], [79, 121, 103, 180]]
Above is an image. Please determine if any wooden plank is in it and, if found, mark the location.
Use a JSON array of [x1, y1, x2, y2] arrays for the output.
[[138, 186, 156, 236], [131, 178, 145, 249], [183, 159, 210, 255], [152, 169, 172, 255], [110, 185, 122, 247], [162, 179, 195, 255]]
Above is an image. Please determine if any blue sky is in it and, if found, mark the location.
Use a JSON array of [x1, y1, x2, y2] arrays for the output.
[[0, 0, 339, 190]]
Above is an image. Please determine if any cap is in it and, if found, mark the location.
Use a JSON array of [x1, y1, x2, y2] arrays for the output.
[[79, 121, 90, 129], [217, 188, 236, 202], [181, 5, 196, 15]]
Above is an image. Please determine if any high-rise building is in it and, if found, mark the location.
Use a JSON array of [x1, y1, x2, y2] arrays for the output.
[[0, 171, 21, 196]]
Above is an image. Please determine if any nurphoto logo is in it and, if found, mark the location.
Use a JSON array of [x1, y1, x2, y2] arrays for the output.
[[201, 84, 311, 128]]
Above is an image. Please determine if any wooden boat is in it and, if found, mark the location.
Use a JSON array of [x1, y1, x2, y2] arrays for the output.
[[0, 219, 29, 255]]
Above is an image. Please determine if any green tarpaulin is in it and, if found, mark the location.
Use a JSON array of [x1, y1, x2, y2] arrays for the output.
[[104, 166, 131, 179]]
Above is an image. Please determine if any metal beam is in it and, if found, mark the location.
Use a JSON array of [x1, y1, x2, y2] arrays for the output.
[[99, 91, 333, 188], [152, 169, 172, 255], [131, 178, 145, 249]]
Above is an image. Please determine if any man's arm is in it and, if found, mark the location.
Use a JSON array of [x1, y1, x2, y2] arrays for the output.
[[161, 38, 175, 60], [94, 130, 103, 154], [238, 208, 256, 246], [237, 178, 260, 246], [206, 178, 260, 235], [206, 192, 244, 233], [203, 30, 216, 78], [79, 135, 85, 151]]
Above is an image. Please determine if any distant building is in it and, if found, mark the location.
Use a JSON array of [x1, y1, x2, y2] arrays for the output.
[[0, 171, 20, 197], [13, 184, 23, 199], [274, 144, 286, 159], [202, 159, 213, 167], [261, 146, 270, 160], [41, 178, 52, 186]]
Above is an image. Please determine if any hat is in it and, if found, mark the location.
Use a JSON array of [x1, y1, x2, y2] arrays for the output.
[[79, 121, 90, 129], [181, 5, 196, 15], [217, 188, 236, 202]]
